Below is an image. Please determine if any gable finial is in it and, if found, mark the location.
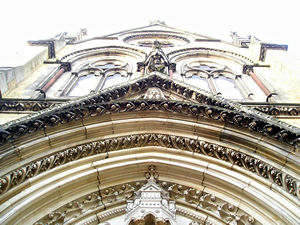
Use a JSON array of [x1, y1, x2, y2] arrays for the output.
[[145, 165, 159, 181], [149, 20, 166, 25]]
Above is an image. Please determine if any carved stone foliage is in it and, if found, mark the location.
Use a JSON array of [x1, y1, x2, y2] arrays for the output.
[[159, 182, 259, 225], [0, 100, 63, 112], [1, 98, 299, 121], [123, 33, 190, 47], [1, 75, 300, 147], [34, 182, 139, 225], [1, 134, 299, 199], [247, 105, 300, 116], [33, 180, 260, 225]]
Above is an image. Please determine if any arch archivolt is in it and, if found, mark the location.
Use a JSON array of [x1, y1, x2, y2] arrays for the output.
[[167, 48, 254, 66], [60, 46, 146, 63], [0, 111, 299, 224], [1, 114, 298, 197], [0, 148, 299, 225]]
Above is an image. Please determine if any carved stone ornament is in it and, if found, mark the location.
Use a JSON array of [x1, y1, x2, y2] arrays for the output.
[[144, 87, 166, 100], [0, 75, 299, 147], [137, 42, 174, 75], [125, 165, 176, 225], [1, 99, 299, 119], [0, 134, 299, 199], [34, 168, 260, 225]]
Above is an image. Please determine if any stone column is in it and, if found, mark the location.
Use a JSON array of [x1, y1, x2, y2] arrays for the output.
[[140, 67, 145, 76], [168, 69, 173, 78], [42, 67, 65, 92], [247, 69, 271, 96]]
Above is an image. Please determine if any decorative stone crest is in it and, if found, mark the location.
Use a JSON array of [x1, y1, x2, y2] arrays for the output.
[[125, 165, 176, 225]]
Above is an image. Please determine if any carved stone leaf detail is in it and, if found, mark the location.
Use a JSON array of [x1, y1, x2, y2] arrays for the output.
[[34, 182, 144, 225], [34, 180, 261, 225], [0, 134, 299, 200]]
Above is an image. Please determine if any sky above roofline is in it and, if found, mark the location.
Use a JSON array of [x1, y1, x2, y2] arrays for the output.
[[1, 0, 299, 66]]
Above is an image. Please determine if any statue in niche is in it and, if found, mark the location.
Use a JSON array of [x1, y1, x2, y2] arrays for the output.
[[148, 52, 166, 73], [137, 41, 176, 76], [141, 41, 169, 74]]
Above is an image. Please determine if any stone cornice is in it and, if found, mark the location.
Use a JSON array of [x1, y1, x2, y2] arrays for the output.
[[1, 99, 300, 118], [0, 99, 65, 112], [0, 74, 299, 147], [1, 134, 298, 199]]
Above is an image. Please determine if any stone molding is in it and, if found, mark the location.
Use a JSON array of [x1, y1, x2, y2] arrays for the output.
[[0, 99, 64, 112], [0, 75, 299, 147], [1, 133, 298, 199], [60, 46, 146, 61], [123, 33, 190, 46], [167, 48, 254, 64], [1, 99, 300, 118]]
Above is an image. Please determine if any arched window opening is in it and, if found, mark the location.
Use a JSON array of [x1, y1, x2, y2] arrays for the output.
[[102, 73, 128, 89], [185, 75, 210, 92], [214, 75, 243, 99], [68, 74, 100, 96], [179, 59, 262, 100], [60, 57, 133, 97]]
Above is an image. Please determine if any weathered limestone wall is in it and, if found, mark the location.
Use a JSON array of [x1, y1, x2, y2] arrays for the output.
[[265, 50, 300, 103], [0, 47, 48, 96]]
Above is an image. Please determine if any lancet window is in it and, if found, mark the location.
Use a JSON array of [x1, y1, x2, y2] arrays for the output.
[[182, 61, 245, 100], [63, 59, 132, 97], [180, 59, 269, 101]]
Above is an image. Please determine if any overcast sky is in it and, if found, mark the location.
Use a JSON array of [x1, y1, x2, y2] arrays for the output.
[[1, 0, 299, 65]]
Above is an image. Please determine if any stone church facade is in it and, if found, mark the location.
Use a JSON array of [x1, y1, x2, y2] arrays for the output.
[[0, 22, 299, 224]]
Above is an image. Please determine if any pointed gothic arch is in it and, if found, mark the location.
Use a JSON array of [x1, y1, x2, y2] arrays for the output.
[[0, 73, 299, 225]]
